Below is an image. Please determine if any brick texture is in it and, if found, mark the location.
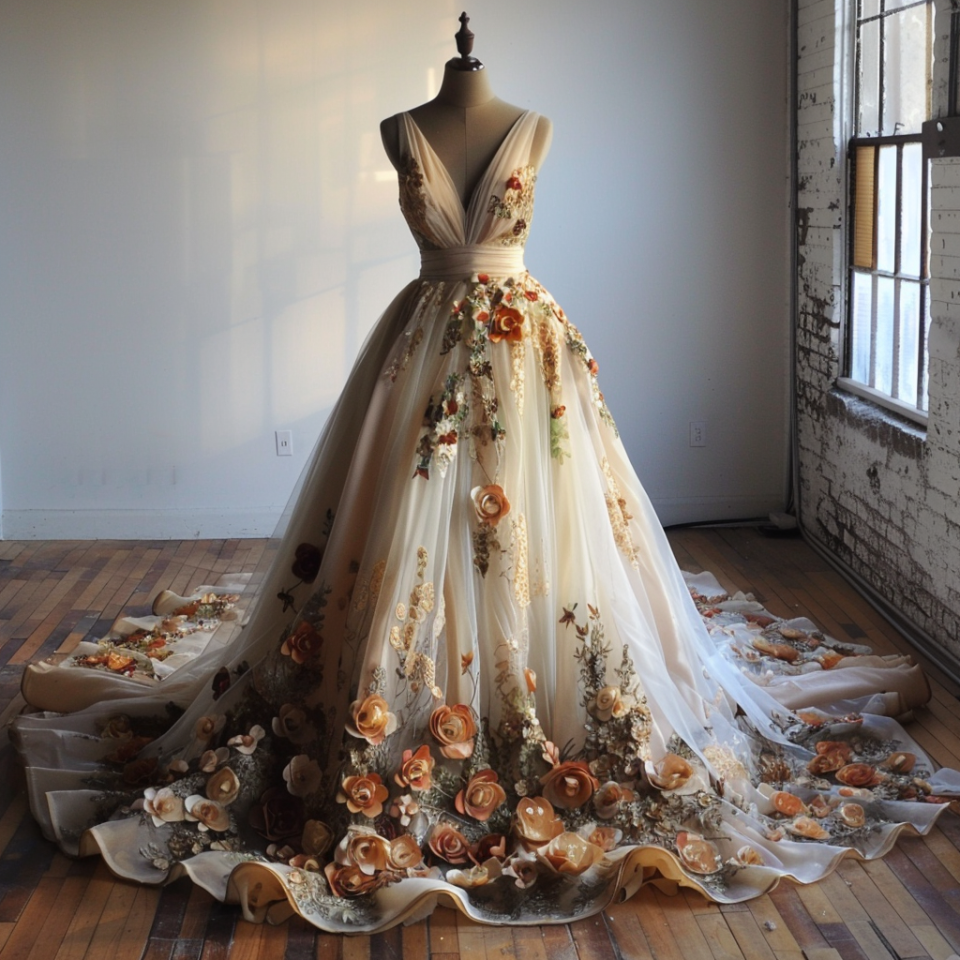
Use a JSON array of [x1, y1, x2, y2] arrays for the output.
[[796, 0, 960, 663]]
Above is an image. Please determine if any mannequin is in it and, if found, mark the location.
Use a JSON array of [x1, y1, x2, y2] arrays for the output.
[[380, 13, 553, 208]]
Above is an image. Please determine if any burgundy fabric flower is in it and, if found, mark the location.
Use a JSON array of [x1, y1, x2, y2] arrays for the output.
[[291, 543, 323, 583]]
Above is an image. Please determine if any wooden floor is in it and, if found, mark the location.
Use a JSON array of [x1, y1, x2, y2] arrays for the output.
[[0, 528, 958, 960]]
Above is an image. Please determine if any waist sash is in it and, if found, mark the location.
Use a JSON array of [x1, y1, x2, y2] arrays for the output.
[[419, 245, 526, 280]]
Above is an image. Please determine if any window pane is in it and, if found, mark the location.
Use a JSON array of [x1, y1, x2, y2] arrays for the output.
[[876, 146, 897, 273], [897, 280, 919, 402], [900, 142, 923, 278], [860, 0, 880, 18], [883, 6, 931, 135], [858, 19, 880, 136], [875, 275, 895, 393], [851, 271, 873, 383], [853, 146, 877, 268]]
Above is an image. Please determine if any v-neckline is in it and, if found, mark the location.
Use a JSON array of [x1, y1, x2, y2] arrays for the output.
[[402, 110, 533, 220]]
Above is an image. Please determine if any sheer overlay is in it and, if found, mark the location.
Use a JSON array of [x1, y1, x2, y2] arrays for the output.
[[11, 110, 960, 932]]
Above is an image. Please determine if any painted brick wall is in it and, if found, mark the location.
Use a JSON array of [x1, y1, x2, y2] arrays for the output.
[[796, 0, 960, 664]]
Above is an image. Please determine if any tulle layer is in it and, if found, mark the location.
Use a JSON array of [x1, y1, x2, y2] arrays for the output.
[[11, 271, 960, 933]]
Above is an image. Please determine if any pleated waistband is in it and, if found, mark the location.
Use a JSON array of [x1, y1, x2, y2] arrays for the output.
[[419, 245, 526, 281]]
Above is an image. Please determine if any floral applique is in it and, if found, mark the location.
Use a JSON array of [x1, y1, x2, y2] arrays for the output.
[[563, 322, 618, 435], [488, 165, 537, 246], [397, 155, 439, 250], [600, 459, 639, 570], [413, 374, 467, 480], [471, 484, 510, 577], [386, 548, 442, 701]]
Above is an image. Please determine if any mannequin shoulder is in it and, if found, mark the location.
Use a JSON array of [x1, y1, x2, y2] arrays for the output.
[[380, 114, 403, 169]]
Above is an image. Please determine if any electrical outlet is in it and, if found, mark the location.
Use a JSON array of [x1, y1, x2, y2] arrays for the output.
[[689, 421, 706, 447], [275, 430, 293, 456]]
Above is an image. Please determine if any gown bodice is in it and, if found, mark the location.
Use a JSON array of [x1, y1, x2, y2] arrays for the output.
[[396, 111, 540, 277]]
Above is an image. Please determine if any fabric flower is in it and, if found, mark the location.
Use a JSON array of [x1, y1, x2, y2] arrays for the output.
[[283, 754, 323, 797], [646, 753, 694, 792], [513, 796, 565, 850], [427, 823, 472, 864], [195, 715, 224, 742], [676, 832, 721, 874], [291, 543, 323, 582], [503, 855, 539, 889], [540, 761, 599, 810], [324, 862, 389, 898], [390, 794, 421, 827], [471, 485, 511, 526], [346, 694, 397, 745], [249, 786, 305, 841], [455, 770, 507, 821], [337, 773, 389, 818], [272, 704, 316, 745], [199, 748, 229, 772], [388, 836, 424, 872], [101, 715, 133, 740], [593, 781, 635, 820], [447, 861, 501, 888], [429, 704, 477, 759], [184, 795, 231, 833], [538, 832, 604, 876], [280, 621, 323, 663], [488, 305, 524, 343], [227, 725, 265, 755], [143, 787, 185, 827], [336, 826, 391, 876], [589, 686, 632, 721], [395, 745, 435, 792], [301, 820, 334, 858], [580, 824, 622, 852], [472, 834, 508, 864], [835, 763, 883, 787], [206, 767, 240, 806]]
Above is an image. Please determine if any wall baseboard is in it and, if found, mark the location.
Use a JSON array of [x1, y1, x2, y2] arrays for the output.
[[1, 508, 284, 541], [2, 497, 786, 541], [652, 495, 785, 529]]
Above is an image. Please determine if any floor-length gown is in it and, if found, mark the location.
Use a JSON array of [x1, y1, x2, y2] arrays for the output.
[[11, 110, 960, 932]]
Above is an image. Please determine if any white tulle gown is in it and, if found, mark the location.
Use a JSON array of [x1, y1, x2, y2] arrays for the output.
[[11, 110, 960, 932]]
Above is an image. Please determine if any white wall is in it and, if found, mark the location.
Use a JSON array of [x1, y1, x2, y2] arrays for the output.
[[0, 0, 790, 539]]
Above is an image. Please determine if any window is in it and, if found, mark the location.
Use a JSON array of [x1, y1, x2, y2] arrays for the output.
[[845, 0, 933, 419]]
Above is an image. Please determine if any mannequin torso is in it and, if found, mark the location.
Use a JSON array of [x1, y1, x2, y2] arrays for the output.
[[381, 63, 553, 209]]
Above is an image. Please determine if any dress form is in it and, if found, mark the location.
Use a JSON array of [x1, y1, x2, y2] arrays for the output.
[[380, 22, 552, 208]]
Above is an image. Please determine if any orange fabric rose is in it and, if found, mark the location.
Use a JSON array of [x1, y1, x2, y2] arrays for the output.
[[394, 745, 435, 792], [455, 770, 507, 821], [513, 796, 565, 849], [488, 305, 524, 343], [427, 823, 472, 864], [835, 763, 883, 787], [346, 694, 397, 745], [538, 833, 604, 876], [540, 761, 599, 810], [337, 773, 389, 818], [471, 485, 510, 526], [429, 704, 477, 759], [281, 621, 322, 663], [324, 862, 389, 897]]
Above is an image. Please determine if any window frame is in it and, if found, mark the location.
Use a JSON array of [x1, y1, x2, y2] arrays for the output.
[[840, 0, 933, 427]]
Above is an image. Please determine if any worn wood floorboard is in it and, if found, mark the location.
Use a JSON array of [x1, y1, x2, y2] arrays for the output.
[[0, 528, 956, 958]]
